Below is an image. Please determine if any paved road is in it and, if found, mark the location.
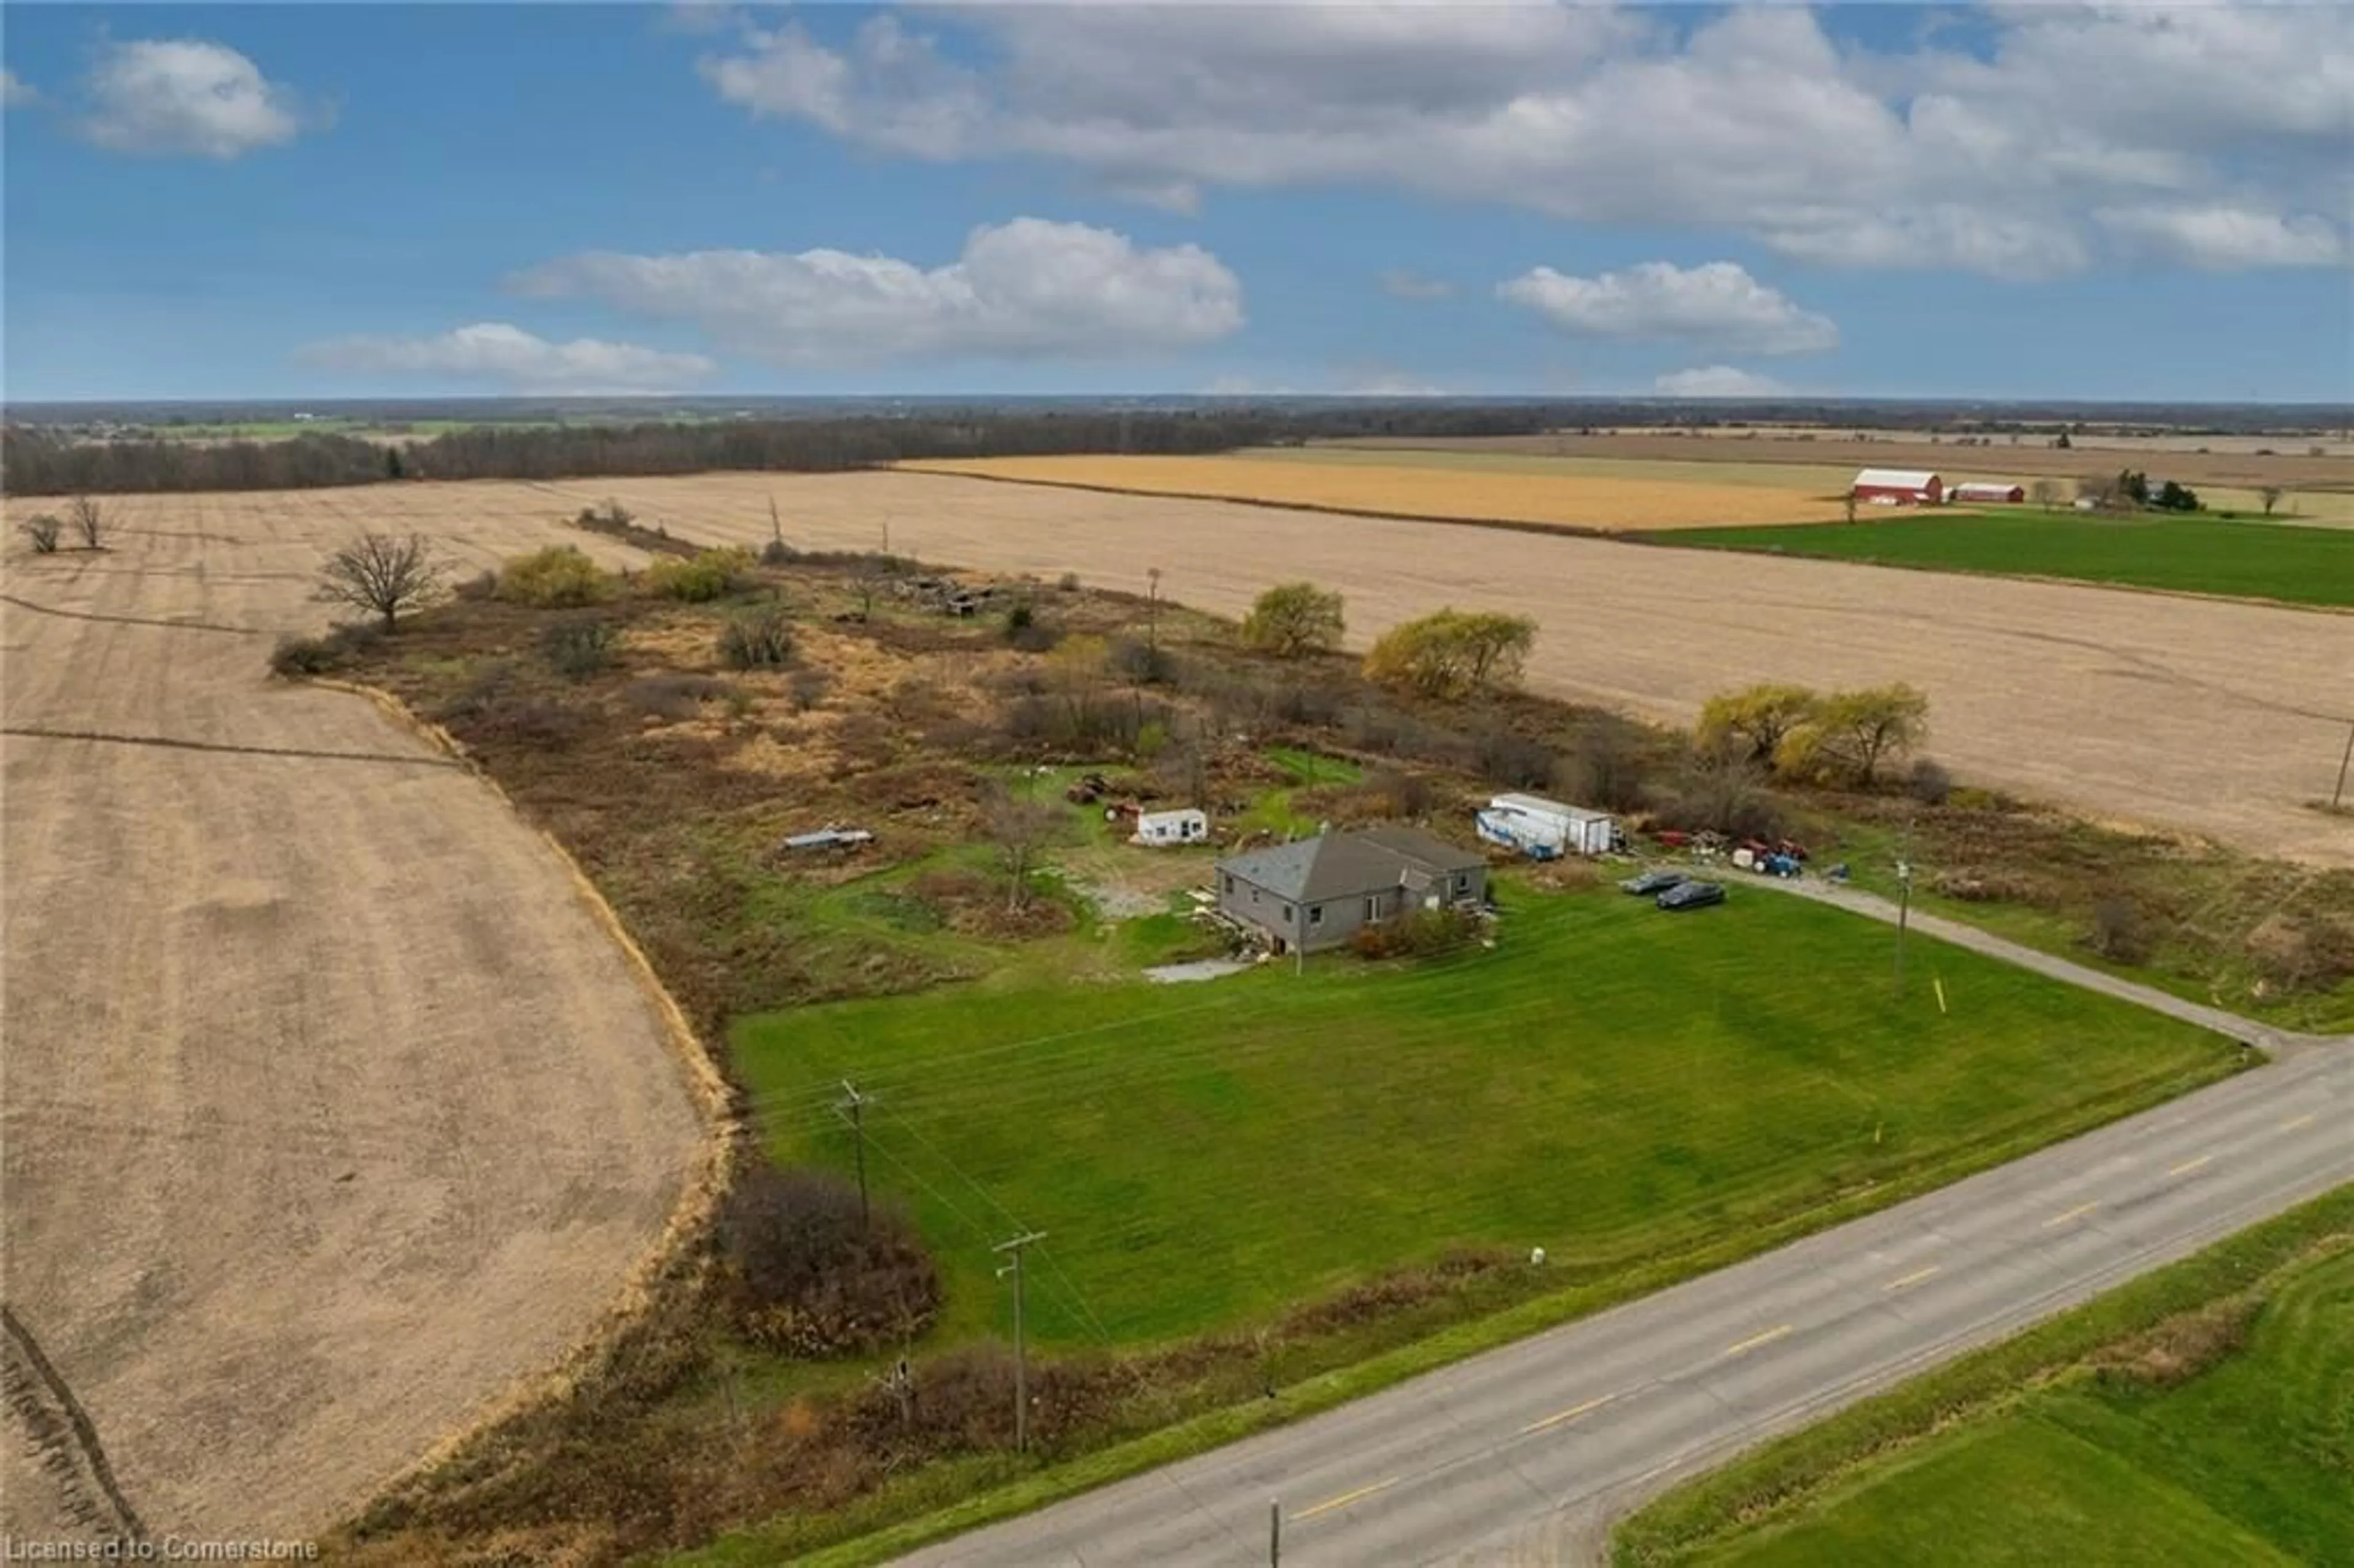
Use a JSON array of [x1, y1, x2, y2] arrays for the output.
[[898, 909, 2349, 1567]]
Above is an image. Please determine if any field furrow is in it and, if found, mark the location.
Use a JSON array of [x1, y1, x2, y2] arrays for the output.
[[0, 493, 705, 1541]]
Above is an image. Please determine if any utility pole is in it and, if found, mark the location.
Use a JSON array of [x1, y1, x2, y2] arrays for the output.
[[2333, 718, 2353, 813], [1146, 566, 1164, 657], [837, 1081, 873, 1233], [1270, 1498, 1282, 1565], [1894, 856, 1913, 996], [995, 1230, 1047, 1453]]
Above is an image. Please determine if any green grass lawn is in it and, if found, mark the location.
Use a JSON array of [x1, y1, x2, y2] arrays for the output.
[[1644, 510, 2354, 607], [732, 886, 2236, 1352], [1682, 1233, 2352, 1568]]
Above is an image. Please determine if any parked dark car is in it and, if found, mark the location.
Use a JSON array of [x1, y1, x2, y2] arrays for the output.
[[1656, 880, 1726, 911], [1620, 869, 1688, 896]]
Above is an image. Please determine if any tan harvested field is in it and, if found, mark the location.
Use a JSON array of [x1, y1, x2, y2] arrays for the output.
[[896, 454, 1849, 531], [492, 469, 2351, 869], [0, 489, 707, 1543], [1318, 432, 2354, 497], [1237, 444, 2354, 524]]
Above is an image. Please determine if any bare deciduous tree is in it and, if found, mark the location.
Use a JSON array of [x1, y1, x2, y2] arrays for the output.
[[20, 514, 62, 554], [66, 495, 106, 549], [983, 784, 1067, 911], [2259, 485, 2285, 517], [315, 531, 449, 631], [2028, 478, 2063, 511]]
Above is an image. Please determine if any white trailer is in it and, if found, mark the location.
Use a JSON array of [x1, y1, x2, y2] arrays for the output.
[[1132, 807, 1209, 847], [1474, 793, 1616, 858]]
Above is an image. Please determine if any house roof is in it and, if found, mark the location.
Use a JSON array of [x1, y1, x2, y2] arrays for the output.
[[1853, 468, 1943, 489], [1219, 825, 1483, 904]]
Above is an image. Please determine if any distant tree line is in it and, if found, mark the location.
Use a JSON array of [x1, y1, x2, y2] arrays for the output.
[[4, 404, 1588, 497]]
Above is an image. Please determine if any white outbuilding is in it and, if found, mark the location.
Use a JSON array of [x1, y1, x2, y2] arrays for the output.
[[1474, 793, 1617, 859], [1132, 807, 1209, 847]]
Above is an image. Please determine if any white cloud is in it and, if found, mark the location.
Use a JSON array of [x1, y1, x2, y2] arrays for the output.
[[78, 39, 312, 159], [509, 218, 1244, 365], [297, 323, 717, 394], [1379, 268, 1456, 300], [1652, 365, 1791, 399], [2, 70, 39, 109], [657, 2, 741, 37], [696, 4, 2353, 278], [1499, 261, 1837, 354], [2096, 206, 2345, 270]]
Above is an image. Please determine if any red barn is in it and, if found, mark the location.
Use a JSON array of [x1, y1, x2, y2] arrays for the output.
[[1851, 468, 1945, 505]]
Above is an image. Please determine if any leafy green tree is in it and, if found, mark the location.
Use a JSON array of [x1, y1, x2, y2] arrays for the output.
[[1363, 608, 1536, 699], [1776, 683, 1930, 788], [1697, 683, 1821, 766], [1241, 582, 1346, 657]]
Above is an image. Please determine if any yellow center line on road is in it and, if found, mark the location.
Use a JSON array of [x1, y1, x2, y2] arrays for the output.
[[1883, 1265, 1942, 1293], [2043, 1201, 2100, 1229], [2281, 1114, 2316, 1131], [1293, 1477, 1398, 1523], [1518, 1391, 1618, 1437], [2168, 1155, 2214, 1178], [1722, 1324, 1794, 1359]]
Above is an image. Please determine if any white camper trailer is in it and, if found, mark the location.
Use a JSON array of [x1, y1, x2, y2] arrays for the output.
[[1132, 807, 1209, 847], [1474, 793, 1616, 859]]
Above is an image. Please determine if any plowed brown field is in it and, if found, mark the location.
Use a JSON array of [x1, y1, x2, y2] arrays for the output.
[[530, 470, 2352, 869], [894, 454, 1848, 530], [0, 490, 706, 1543]]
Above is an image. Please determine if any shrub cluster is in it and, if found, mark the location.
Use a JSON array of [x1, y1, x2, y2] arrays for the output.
[[541, 618, 617, 680], [497, 544, 610, 607], [717, 605, 794, 669], [623, 672, 727, 722], [1347, 905, 1483, 960], [720, 1166, 942, 1358], [646, 547, 755, 603], [267, 622, 385, 678]]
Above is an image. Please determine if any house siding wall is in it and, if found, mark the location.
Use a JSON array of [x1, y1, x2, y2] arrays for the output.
[[1216, 864, 1488, 953], [1218, 873, 1300, 951]]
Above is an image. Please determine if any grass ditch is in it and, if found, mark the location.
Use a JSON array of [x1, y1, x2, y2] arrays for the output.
[[677, 1048, 2252, 1568], [1611, 1184, 2354, 1566]]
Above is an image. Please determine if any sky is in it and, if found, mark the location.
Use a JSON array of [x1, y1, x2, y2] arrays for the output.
[[3, 2, 2349, 403]]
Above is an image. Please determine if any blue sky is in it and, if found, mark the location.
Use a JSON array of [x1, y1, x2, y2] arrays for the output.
[[4, 3, 2348, 402]]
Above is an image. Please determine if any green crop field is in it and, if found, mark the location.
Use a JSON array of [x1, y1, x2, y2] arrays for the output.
[[1644, 510, 2354, 607], [1672, 1218, 2352, 1568], [733, 887, 2236, 1350]]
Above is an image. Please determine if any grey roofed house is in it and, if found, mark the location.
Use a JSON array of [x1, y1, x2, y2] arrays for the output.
[[1214, 824, 1487, 954]]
